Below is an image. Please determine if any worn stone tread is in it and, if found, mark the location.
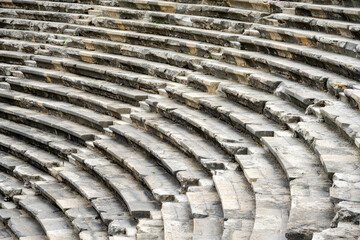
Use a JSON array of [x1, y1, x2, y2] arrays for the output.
[[0, 171, 78, 240], [0, 87, 116, 131], [5, 76, 132, 117], [0, 0, 359, 239], [0, 102, 99, 144], [262, 136, 334, 239], [0, 208, 46, 240], [261, 13, 360, 39], [235, 153, 290, 240], [213, 171, 255, 240]]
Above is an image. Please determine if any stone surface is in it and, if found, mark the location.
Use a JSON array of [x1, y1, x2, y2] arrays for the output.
[[0, 0, 359, 239]]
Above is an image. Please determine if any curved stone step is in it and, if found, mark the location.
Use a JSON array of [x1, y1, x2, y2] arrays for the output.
[[107, 0, 267, 21], [294, 4, 360, 23], [144, 96, 258, 155], [0, 130, 152, 225], [0, 50, 31, 65], [213, 171, 255, 239], [168, 72, 360, 235], [0, 17, 244, 47], [5, 76, 133, 117], [260, 13, 360, 39], [14, 195, 78, 240], [111, 116, 233, 170], [262, 136, 334, 239], [74, 143, 179, 202], [0, 129, 139, 237], [2, 10, 359, 84], [0, 8, 93, 25], [120, 110, 263, 238], [94, 134, 212, 237], [94, 138, 198, 194], [0, 171, 79, 240], [129, 106, 292, 240], [2, 20, 356, 107], [0, 151, 109, 237], [0, 0, 95, 14], [100, 121, 229, 238], [104, 121, 213, 183], [14, 64, 158, 99], [17, 61, 165, 94], [0, 87, 116, 131], [293, 120, 360, 179], [235, 153, 290, 240], [4, 46, 354, 157], [0, 207, 46, 240], [0, 107, 166, 224], [2, 27, 358, 106], [0, 102, 99, 144], [0, 118, 77, 158], [253, 23, 360, 59], [0, 0, 267, 22], [0, 220, 15, 240], [317, 102, 360, 149]]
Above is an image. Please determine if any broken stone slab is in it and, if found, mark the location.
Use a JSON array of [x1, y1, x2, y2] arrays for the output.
[[186, 191, 222, 219]]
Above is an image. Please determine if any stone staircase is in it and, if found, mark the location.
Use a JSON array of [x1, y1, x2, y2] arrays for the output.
[[0, 0, 359, 239]]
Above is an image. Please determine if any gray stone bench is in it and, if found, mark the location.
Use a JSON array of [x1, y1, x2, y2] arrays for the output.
[[90, 138, 193, 238], [235, 153, 290, 240], [123, 111, 262, 238], [295, 4, 360, 23], [0, 8, 93, 25], [288, 0, 360, 8], [17, 65, 153, 104], [213, 171, 255, 239], [102, 121, 233, 238], [2, 26, 358, 107], [0, 115, 155, 236], [0, 207, 46, 239], [107, 120, 215, 176], [4, 0, 267, 22], [5, 76, 132, 118], [101, 0, 268, 22], [260, 13, 360, 39], [318, 102, 360, 150], [127, 110, 233, 170], [293, 120, 360, 179], [0, 102, 99, 144], [0, 50, 31, 65], [0, 0, 95, 13], [0, 87, 116, 131], [253, 24, 360, 59], [0, 150, 109, 237], [2, 17, 359, 93], [262, 136, 334, 239], [94, 138, 199, 194], [1, 7, 359, 83], [0, 133, 65, 172], [14, 194, 78, 240], [0, 118, 77, 158], [0, 134, 131, 234], [145, 96, 258, 155], [0, 171, 78, 240], [81, 138, 182, 202]]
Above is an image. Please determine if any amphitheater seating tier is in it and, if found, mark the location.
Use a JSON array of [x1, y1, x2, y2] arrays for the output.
[[0, 0, 359, 239]]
